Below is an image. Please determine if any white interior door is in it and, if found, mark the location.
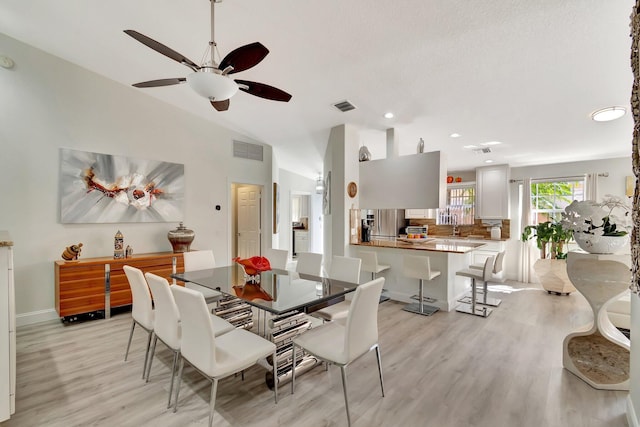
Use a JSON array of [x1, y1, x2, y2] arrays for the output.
[[237, 185, 261, 259]]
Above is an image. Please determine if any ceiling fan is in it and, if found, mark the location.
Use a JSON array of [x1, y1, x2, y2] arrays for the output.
[[124, 0, 291, 112]]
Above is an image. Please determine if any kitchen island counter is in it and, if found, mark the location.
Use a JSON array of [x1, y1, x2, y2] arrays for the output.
[[353, 239, 485, 253], [349, 239, 486, 311]]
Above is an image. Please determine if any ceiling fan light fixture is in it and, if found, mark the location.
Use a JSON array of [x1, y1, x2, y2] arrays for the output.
[[187, 71, 238, 101], [591, 106, 626, 122]]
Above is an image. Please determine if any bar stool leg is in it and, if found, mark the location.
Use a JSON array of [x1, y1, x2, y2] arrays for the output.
[[403, 278, 438, 316]]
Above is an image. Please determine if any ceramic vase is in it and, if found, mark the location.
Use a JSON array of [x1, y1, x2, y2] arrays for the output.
[[167, 222, 195, 253]]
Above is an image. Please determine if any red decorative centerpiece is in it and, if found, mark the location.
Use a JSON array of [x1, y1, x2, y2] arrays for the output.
[[233, 256, 272, 284]]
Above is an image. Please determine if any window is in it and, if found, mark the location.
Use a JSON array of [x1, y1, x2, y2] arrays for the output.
[[439, 184, 475, 225], [530, 178, 585, 224]]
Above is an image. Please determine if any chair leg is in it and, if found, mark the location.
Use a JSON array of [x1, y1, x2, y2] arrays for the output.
[[340, 366, 351, 427], [167, 350, 179, 409], [375, 345, 385, 397], [291, 343, 297, 394], [145, 334, 158, 383], [173, 357, 185, 413], [273, 349, 278, 404], [208, 378, 218, 427], [142, 329, 153, 379], [124, 320, 136, 361], [418, 279, 424, 312]]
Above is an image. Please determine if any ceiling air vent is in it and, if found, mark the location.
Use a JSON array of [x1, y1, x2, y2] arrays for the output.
[[233, 141, 264, 161], [333, 100, 357, 112], [473, 147, 492, 154]]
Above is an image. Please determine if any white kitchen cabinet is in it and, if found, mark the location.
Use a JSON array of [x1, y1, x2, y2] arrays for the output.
[[470, 239, 506, 266], [476, 164, 509, 219], [293, 230, 309, 255], [0, 232, 15, 422], [405, 209, 428, 219]]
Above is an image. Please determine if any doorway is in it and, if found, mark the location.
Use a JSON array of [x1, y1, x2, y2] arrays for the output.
[[291, 192, 311, 258], [231, 183, 262, 266]]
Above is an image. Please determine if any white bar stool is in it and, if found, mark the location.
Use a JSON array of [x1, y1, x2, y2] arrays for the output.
[[359, 251, 391, 302], [456, 256, 495, 318], [402, 255, 441, 316], [463, 251, 505, 307]]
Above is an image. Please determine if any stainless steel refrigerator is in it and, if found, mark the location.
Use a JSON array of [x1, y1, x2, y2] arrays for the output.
[[363, 209, 406, 240]]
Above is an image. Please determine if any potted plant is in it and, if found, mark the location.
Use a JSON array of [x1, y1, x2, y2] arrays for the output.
[[522, 221, 572, 259], [561, 195, 631, 254], [522, 221, 574, 294]]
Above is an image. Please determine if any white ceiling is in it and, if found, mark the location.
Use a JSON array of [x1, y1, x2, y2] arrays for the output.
[[0, 0, 634, 178]]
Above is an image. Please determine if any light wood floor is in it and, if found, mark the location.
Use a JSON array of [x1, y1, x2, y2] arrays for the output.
[[3, 281, 629, 427]]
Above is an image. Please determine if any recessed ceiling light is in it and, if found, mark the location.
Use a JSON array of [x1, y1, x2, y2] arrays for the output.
[[463, 145, 478, 149], [591, 106, 626, 122], [450, 133, 461, 138], [384, 112, 394, 119], [485, 159, 494, 163], [480, 141, 502, 146]]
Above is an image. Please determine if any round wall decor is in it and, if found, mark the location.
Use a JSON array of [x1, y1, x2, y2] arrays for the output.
[[347, 182, 358, 198]]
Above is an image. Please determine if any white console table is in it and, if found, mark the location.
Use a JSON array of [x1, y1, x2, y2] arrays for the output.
[[563, 250, 631, 390], [0, 231, 15, 421]]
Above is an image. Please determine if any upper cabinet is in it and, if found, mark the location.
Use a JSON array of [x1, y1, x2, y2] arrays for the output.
[[476, 164, 509, 219]]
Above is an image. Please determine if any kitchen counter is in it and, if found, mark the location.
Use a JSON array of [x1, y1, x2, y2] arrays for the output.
[[349, 238, 491, 312], [353, 238, 485, 254]]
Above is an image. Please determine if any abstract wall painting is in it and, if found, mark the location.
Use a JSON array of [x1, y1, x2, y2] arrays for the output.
[[60, 148, 185, 223], [323, 171, 331, 215]]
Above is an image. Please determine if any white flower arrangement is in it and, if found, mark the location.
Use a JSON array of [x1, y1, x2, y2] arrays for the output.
[[561, 195, 631, 237]]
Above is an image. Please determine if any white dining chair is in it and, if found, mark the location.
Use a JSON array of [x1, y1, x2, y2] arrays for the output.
[[264, 248, 289, 270], [312, 255, 362, 322], [144, 273, 235, 408], [183, 250, 222, 302], [123, 265, 154, 379], [291, 277, 385, 427], [171, 285, 278, 426], [295, 251, 323, 276]]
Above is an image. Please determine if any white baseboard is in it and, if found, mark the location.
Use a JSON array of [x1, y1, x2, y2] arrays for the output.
[[628, 395, 639, 427], [16, 308, 58, 327]]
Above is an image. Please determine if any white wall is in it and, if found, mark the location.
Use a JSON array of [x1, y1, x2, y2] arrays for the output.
[[0, 33, 274, 324], [323, 124, 360, 259]]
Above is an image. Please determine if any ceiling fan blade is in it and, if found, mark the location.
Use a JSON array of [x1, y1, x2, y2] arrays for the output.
[[211, 99, 230, 111], [219, 42, 269, 74], [124, 30, 200, 71], [132, 78, 186, 88], [235, 80, 292, 102]]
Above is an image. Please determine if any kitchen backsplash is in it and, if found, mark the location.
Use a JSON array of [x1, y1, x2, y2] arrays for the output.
[[408, 218, 511, 240]]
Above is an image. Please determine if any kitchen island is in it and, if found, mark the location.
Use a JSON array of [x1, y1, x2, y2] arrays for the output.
[[351, 238, 486, 311]]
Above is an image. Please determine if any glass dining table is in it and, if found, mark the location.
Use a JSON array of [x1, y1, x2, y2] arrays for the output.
[[171, 264, 360, 388], [172, 264, 358, 315]]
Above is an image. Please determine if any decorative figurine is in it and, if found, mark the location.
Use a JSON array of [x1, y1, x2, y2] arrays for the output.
[[125, 245, 133, 258], [61, 243, 83, 261], [114, 230, 124, 259]]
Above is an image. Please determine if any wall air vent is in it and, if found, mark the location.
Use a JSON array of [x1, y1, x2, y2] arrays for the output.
[[333, 100, 357, 112], [233, 141, 264, 161]]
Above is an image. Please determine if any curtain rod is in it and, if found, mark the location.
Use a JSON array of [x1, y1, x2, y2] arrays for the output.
[[509, 172, 608, 184]]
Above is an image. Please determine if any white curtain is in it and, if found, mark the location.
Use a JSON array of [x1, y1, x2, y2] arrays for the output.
[[518, 178, 535, 283], [585, 172, 599, 201]]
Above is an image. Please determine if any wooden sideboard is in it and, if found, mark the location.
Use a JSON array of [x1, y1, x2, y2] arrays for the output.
[[55, 252, 184, 320]]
